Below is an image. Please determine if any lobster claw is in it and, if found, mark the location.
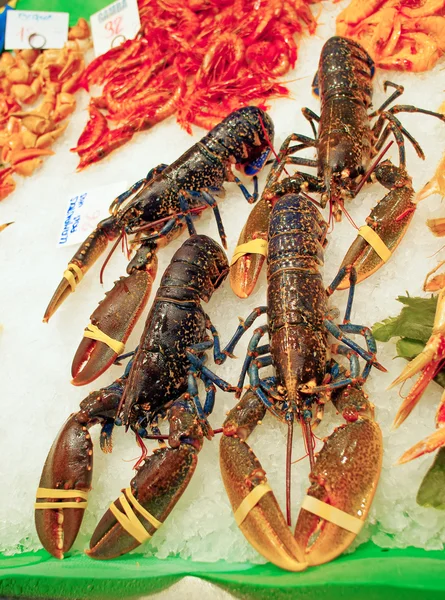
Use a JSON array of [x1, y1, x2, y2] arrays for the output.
[[87, 399, 203, 559], [294, 384, 382, 566], [34, 414, 93, 559], [43, 217, 120, 322], [230, 197, 270, 298], [220, 391, 307, 571], [337, 163, 415, 289], [71, 268, 156, 386]]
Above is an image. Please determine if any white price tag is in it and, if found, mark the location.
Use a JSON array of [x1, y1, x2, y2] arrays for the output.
[[90, 0, 141, 58], [5, 11, 69, 50], [58, 181, 128, 248]]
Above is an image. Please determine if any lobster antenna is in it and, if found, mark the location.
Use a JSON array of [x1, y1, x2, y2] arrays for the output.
[[338, 199, 359, 230], [133, 204, 208, 234], [354, 140, 394, 196], [302, 418, 316, 472], [133, 431, 148, 470], [99, 230, 124, 284], [286, 419, 294, 527], [258, 113, 291, 178], [143, 428, 224, 441], [301, 190, 321, 207]]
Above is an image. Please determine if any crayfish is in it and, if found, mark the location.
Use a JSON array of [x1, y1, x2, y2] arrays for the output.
[[43, 106, 274, 387], [35, 234, 235, 559], [230, 36, 444, 298]]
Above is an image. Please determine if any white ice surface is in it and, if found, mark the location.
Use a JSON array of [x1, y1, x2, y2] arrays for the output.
[[2, 0, 445, 563]]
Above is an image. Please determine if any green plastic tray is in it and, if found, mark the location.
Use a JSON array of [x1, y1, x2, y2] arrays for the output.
[[1, 542, 445, 599]]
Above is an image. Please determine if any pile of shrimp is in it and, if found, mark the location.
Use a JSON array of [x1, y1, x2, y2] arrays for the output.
[[336, 0, 445, 72], [73, 0, 319, 169]]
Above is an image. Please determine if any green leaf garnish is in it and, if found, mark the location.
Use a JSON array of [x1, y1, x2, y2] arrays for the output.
[[417, 448, 445, 510], [373, 295, 438, 345]]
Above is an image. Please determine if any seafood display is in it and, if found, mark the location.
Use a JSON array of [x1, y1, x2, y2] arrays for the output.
[[336, 0, 445, 72], [230, 36, 445, 298], [3, 0, 445, 581], [35, 234, 230, 560], [74, 0, 318, 168], [0, 18, 91, 200]]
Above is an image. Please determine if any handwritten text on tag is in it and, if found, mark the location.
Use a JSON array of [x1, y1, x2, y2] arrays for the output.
[[5, 11, 69, 50], [90, 0, 140, 57], [58, 181, 128, 248]]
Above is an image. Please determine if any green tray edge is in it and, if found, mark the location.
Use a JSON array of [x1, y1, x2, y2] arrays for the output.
[[1, 542, 445, 599]]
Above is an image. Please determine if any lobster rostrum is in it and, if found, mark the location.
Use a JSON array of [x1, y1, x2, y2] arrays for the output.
[[192, 194, 383, 569], [43, 106, 274, 386], [35, 235, 234, 560], [230, 36, 444, 298]]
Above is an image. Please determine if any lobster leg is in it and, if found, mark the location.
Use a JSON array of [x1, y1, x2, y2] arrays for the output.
[[234, 174, 259, 203], [325, 265, 385, 373], [35, 379, 124, 559], [220, 390, 308, 571], [87, 396, 204, 560], [301, 107, 320, 138], [294, 381, 382, 566]]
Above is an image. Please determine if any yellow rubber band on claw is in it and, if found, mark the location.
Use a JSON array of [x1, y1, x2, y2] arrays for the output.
[[109, 488, 162, 544], [125, 487, 162, 529], [301, 496, 364, 534], [34, 487, 88, 510], [230, 239, 268, 267], [83, 323, 125, 355], [358, 226, 391, 262], [234, 482, 272, 526], [63, 263, 84, 292]]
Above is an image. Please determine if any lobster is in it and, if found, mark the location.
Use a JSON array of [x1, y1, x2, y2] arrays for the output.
[[193, 194, 383, 570], [43, 106, 274, 386], [35, 234, 233, 560], [229, 36, 443, 298]]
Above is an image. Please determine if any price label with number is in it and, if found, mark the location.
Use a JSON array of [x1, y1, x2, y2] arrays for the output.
[[5, 10, 69, 50], [90, 0, 141, 57], [58, 181, 128, 248]]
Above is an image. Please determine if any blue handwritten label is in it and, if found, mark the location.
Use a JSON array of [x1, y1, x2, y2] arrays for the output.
[[58, 193, 87, 245], [58, 182, 127, 248]]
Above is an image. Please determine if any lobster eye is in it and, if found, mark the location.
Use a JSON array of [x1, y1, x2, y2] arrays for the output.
[[244, 148, 271, 176]]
